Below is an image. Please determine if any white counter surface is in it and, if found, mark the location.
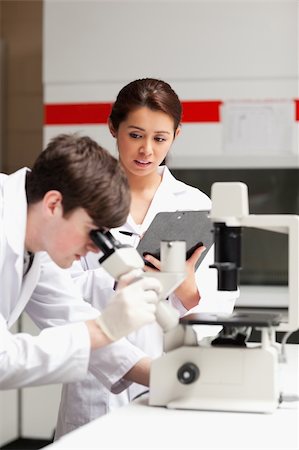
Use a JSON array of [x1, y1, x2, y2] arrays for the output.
[[46, 345, 299, 450]]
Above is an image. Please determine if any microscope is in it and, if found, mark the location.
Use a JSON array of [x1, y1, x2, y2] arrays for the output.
[[149, 182, 299, 413], [90, 229, 187, 332]]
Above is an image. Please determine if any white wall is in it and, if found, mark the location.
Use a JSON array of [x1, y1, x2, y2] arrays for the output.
[[43, 0, 299, 167]]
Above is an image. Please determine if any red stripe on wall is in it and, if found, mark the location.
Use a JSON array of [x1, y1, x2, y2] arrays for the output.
[[44, 100, 223, 125], [182, 100, 223, 122], [45, 103, 112, 125], [44, 100, 299, 125]]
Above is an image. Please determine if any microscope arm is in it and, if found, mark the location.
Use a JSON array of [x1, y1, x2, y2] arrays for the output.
[[210, 182, 299, 332]]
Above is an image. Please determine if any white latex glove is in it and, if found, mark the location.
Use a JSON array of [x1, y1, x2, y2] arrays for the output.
[[96, 276, 162, 341], [116, 268, 144, 290]]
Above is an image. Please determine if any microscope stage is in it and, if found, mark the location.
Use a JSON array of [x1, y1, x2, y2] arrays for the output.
[[180, 311, 282, 328]]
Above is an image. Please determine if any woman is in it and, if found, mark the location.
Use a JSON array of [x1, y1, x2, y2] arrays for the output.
[[55, 79, 238, 438]]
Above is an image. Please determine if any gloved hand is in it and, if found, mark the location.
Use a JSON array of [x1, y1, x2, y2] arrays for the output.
[[115, 268, 144, 291], [96, 275, 162, 341]]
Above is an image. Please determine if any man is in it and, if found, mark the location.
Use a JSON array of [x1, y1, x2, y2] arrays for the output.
[[0, 133, 161, 389]]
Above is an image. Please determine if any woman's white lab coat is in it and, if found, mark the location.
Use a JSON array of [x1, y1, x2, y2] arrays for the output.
[[0, 168, 146, 390], [55, 166, 238, 438]]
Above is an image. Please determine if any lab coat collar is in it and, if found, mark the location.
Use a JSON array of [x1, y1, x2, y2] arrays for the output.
[[7, 252, 41, 327], [147, 165, 187, 213], [157, 166, 187, 195], [126, 166, 187, 234], [3, 168, 29, 257]]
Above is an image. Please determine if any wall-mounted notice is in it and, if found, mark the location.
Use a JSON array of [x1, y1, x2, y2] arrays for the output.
[[221, 100, 295, 156]]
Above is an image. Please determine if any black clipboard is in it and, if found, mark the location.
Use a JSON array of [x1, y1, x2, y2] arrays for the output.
[[137, 210, 214, 269]]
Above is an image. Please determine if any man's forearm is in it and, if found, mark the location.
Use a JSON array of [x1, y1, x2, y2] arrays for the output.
[[85, 319, 113, 349], [123, 356, 152, 386]]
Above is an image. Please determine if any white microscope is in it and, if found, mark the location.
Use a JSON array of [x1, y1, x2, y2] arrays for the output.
[[149, 182, 299, 413], [89, 229, 187, 332]]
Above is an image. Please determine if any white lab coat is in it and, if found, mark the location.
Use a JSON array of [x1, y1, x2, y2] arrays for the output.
[[55, 166, 238, 438], [0, 168, 146, 390]]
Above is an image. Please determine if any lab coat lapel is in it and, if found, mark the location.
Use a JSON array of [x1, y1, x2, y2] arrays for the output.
[[3, 168, 28, 256], [140, 167, 182, 231], [3, 168, 28, 294], [0, 251, 22, 323], [116, 167, 188, 237], [1, 168, 39, 327], [7, 253, 41, 327]]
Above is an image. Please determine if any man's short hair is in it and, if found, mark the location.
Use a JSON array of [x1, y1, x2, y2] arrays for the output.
[[26, 133, 130, 229]]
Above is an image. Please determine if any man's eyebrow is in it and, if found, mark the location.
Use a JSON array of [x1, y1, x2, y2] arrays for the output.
[[127, 125, 171, 134]]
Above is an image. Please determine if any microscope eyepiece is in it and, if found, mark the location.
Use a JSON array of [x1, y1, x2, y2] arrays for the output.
[[90, 229, 115, 253]]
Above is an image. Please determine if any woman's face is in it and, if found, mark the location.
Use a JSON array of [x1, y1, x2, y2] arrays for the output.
[[111, 106, 179, 177]]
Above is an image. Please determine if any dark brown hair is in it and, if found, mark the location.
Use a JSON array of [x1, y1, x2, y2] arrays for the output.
[[109, 78, 182, 134], [26, 134, 130, 229]]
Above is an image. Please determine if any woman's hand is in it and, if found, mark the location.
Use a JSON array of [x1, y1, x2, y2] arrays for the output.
[[143, 244, 206, 310], [143, 254, 161, 272]]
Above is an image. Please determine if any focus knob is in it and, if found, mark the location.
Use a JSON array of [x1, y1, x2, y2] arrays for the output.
[[177, 362, 199, 385]]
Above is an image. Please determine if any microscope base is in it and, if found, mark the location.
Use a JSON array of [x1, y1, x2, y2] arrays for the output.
[[149, 345, 280, 413]]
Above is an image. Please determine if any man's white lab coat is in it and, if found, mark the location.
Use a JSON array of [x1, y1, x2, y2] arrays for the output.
[[0, 168, 145, 389]]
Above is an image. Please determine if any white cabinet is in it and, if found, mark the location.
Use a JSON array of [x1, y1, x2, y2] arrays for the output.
[[21, 384, 61, 439], [0, 322, 19, 447], [0, 388, 18, 447], [20, 314, 62, 440], [0, 316, 63, 444]]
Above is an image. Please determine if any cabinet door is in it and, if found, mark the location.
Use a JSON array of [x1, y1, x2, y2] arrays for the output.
[[0, 321, 19, 447], [21, 313, 62, 439], [0, 389, 18, 446]]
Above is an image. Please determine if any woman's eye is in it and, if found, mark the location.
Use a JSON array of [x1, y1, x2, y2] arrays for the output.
[[155, 136, 166, 143], [129, 132, 142, 139]]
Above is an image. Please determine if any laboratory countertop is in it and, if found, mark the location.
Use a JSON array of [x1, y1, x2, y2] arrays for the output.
[[46, 345, 299, 450]]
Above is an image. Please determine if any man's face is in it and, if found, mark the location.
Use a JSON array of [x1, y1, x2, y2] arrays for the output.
[[45, 206, 99, 269]]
